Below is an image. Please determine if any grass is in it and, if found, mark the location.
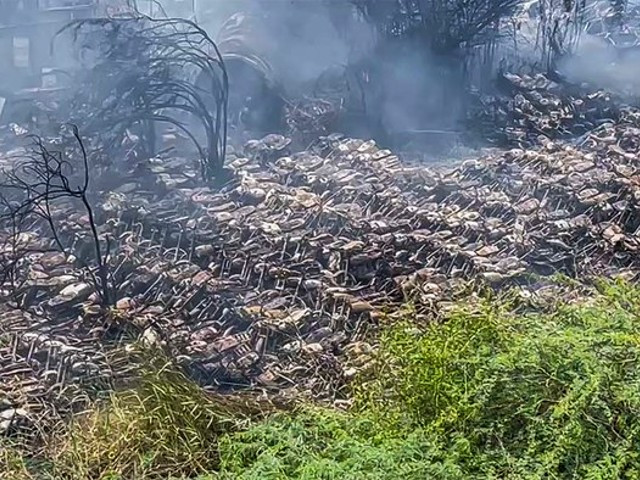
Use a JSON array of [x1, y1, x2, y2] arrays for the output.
[[1, 439, 35, 480], [4, 280, 640, 479], [3, 359, 263, 480], [50, 362, 236, 479]]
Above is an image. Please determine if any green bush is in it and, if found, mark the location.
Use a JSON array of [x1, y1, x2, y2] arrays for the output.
[[214, 408, 462, 480], [357, 281, 640, 478]]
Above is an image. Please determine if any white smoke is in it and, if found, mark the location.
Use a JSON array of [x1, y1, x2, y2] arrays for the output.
[[560, 33, 640, 94]]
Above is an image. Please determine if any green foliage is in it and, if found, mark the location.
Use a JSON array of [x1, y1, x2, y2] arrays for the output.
[[213, 408, 463, 480], [358, 280, 640, 478]]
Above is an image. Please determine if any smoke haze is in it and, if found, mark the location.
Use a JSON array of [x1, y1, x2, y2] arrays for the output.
[[560, 34, 640, 94], [197, 0, 467, 145]]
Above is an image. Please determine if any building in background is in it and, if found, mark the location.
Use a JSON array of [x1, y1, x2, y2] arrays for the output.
[[0, 1, 100, 92], [136, 0, 195, 19], [0, 0, 197, 123], [0, 0, 104, 123]]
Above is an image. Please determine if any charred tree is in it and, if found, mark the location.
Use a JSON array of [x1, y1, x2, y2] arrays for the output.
[[535, 0, 589, 68], [55, 15, 229, 182], [351, 0, 520, 55], [0, 127, 114, 306]]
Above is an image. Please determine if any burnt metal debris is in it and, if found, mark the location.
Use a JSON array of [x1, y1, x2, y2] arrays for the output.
[[3, 95, 640, 437], [467, 71, 625, 147]]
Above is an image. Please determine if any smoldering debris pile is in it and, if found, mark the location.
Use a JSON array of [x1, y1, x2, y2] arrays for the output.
[[467, 72, 625, 147], [285, 98, 341, 138], [3, 103, 640, 434]]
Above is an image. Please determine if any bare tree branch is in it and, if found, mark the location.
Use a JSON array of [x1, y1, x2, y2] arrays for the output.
[[0, 128, 114, 306]]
